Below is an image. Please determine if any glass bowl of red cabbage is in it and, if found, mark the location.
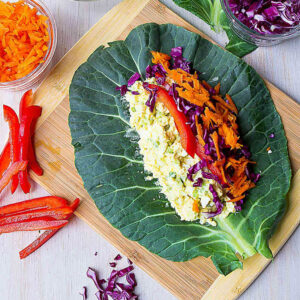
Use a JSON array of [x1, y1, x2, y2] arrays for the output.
[[221, 0, 300, 46]]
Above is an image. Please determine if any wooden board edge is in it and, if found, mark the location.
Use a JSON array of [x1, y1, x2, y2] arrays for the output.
[[34, 0, 150, 129], [202, 169, 300, 300]]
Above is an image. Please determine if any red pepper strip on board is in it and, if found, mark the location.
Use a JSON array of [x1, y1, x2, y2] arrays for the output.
[[0, 207, 73, 225], [19, 90, 43, 176], [0, 142, 10, 178], [0, 219, 68, 234], [3, 105, 20, 194], [0, 161, 28, 194], [19, 90, 34, 119], [148, 84, 197, 157], [0, 196, 68, 216], [19, 106, 42, 193], [19, 198, 80, 259]]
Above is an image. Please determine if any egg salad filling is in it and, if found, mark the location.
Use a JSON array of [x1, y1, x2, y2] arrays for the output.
[[125, 79, 236, 226]]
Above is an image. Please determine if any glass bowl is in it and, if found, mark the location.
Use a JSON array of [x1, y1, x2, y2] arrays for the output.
[[0, 0, 57, 91], [221, 0, 300, 46]]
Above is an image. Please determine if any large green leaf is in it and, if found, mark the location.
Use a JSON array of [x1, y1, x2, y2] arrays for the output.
[[69, 23, 291, 275], [172, 0, 257, 57]]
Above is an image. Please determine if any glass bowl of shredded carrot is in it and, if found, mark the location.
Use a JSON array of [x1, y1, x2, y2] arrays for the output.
[[0, 0, 57, 90]]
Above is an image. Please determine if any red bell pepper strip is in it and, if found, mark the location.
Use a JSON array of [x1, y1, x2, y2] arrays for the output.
[[0, 142, 10, 178], [19, 90, 43, 176], [28, 117, 43, 176], [19, 106, 42, 193], [0, 207, 73, 225], [3, 105, 20, 194], [19, 198, 80, 259], [0, 196, 68, 216], [0, 219, 68, 233], [0, 161, 28, 194], [19, 89, 34, 119], [148, 85, 197, 157]]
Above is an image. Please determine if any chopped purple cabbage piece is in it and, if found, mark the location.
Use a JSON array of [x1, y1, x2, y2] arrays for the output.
[[202, 185, 224, 218], [128, 73, 140, 86], [193, 178, 203, 187], [86, 255, 138, 300], [114, 254, 122, 261], [116, 85, 128, 96], [79, 287, 87, 300]]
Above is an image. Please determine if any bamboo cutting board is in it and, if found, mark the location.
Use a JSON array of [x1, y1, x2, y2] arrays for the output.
[[30, 0, 300, 299]]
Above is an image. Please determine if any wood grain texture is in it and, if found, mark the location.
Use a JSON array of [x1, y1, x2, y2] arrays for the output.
[[0, 1, 296, 299]]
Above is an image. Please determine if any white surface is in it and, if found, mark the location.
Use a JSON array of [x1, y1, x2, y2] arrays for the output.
[[0, 0, 299, 299]]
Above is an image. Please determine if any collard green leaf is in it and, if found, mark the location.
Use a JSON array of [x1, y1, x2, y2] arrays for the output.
[[69, 23, 291, 275], [172, 0, 257, 57]]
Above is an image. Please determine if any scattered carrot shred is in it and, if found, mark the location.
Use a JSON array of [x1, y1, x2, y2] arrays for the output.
[[227, 195, 245, 203], [192, 200, 200, 213], [226, 94, 238, 114], [214, 83, 221, 94], [196, 116, 205, 146], [211, 131, 221, 160], [0, 1, 49, 82], [267, 147, 271, 152]]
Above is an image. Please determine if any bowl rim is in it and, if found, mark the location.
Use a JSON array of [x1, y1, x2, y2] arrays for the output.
[[221, 0, 300, 40], [0, 0, 57, 90]]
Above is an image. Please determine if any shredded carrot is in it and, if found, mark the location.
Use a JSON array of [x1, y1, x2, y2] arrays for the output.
[[225, 94, 238, 114], [214, 83, 221, 94], [0, 1, 49, 82], [201, 80, 212, 91], [196, 116, 205, 146], [211, 131, 221, 160], [227, 195, 245, 203], [192, 200, 200, 213], [267, 147, 271, 152]]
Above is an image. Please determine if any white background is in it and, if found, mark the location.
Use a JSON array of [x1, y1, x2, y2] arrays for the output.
[[0, 0, 299, 299]]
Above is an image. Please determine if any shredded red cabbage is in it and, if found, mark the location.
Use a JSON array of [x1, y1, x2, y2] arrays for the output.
[[228, 0, 300, 34], [116, 85, 128, 96], [79, 287, 87, 300], [128, 73, 141, 86], [193, 178, 203, 187], [187, 160, 207, 181], [202, 171, 222, 185], [87, 268, 104, 292], [114, 254, 122, 261], [86, 255, 138, 300], [143, 82, 158, 112], [170, 46, 191, 73], [202, 185, 224, 218], [269, 133, 275, 138], [109, 262, 117, 268]]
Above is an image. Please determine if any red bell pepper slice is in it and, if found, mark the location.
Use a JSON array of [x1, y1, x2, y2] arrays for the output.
[[0, 196, 68, 216], [0, 142, 10, 178], [0, 219, 68, 233], [3, 105, 20, 194], [28, 116, 43, 176], [0, 161, 28, 194], [18, 106, 42, 193], [0, 207, 73, 225], [19, 198, 80, 259], [19, 90, 43, 176], [19, 89, 34, 119], [148, 84, 197, 157]]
